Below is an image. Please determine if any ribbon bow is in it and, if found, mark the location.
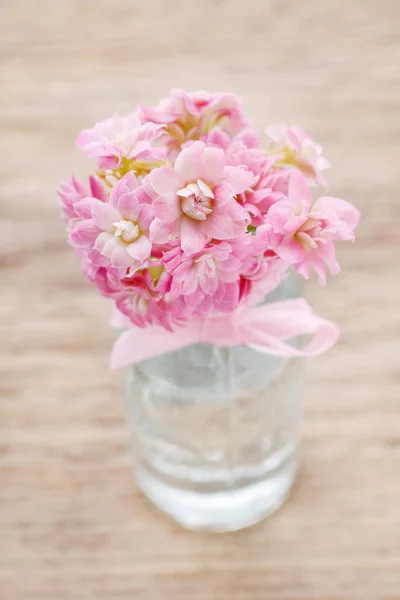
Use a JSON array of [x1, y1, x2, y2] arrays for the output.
[[110, 298, 339, 369]]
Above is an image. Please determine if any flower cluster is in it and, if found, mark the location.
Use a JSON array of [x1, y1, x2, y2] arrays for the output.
[[58, 88, 359, 329]]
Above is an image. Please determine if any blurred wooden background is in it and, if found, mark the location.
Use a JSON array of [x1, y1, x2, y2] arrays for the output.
[[1, 1, 399, 598]]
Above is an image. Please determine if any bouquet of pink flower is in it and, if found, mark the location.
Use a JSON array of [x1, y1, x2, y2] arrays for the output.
[[58, 89, 359, 364]]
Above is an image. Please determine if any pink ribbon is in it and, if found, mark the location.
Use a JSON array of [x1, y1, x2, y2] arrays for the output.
[[111, 298, 339, 368]]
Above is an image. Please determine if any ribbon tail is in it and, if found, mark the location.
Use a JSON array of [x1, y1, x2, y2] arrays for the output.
[[295, 317, 340, 357], [248, 316, 340, 358], [111, 326, 197, 369]]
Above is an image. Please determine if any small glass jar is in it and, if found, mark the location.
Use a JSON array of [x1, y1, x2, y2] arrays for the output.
[[125, 274, 303, 531]]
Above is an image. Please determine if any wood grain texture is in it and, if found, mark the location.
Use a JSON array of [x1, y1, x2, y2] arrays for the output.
[[1, 1, 400, 598]]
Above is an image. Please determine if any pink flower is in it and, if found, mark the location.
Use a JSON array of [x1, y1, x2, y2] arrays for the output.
[[58, 175, 108, 229], [264, 171, 360, 284], [162, 242, 245, 318], [242, 168, 291, 226], [116, 269, 175, 330], [264, 124, 330, 186], [146, 141, 252, 255], [76, 113, 165, 170], [224, 132, 289, 226], [59, 91, 360, 331], [139, 89, 248, 156], [166, 242, 241, 293], [206, 128, 290, 226], [238, 228, 287, 304], [81, 254, 123, 299], [225, 130, 270, 184], [70, 173, 153, 271]]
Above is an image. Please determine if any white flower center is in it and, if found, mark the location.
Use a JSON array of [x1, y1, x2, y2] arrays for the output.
[[113, 219, 140, 243], [177, 179, 214, 221]]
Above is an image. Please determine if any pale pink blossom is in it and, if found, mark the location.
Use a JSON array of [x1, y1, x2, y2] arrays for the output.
[[206, 127, 262, 155], [164, 239, 266, 318], [264, 171, 360, 284], [241, 168, 291, 227], [207, 128, 290, 226], [238, 226, 287, 304], [58, 175, 108, 229], [225, 130, 271, 185], [167, 279, 240, 319], [228, 140, 287, 225], [76, 113, 165, 170], [139, 89, 248, 156], [60, 90, 360, 330], [165, 242, 241, 296], [146, 141, 252, 255], [70, 173, 153, 271], [264, 124, 330, 186]]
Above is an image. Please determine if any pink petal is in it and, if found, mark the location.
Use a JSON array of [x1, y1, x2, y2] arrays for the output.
[[219, 255, 242, 273], [182, 269, 199, 295], [223, 166, 253, 194], [111, 244, 136, 268], [148, 167, 183, 196], [200, 146, 225, 184], [73, 198, 95, 219], [180, 217, 209, 255], [126, 235, 152, 261], [294, 259, 310, 280], [275, 236, 305, 263], [205, 128, 231, 149], [267, 204, 306, 236], [212, 182, 236, 207], [108, 174, 138, 210], [71, 174, 90, 197], [170, 259, 193, 282], [213, 281, 239, 312], [217, 268, 239, 283], [225, 198, 251, 225], [308, 254, 328, 286], [117, 191, 140, 222], [123, 171, 140, 190], [193, 294, 213, 315], [69, 220, 99, 248], [139, 105, 177, 124], [89, 176, 108, 201], [138, 204, 153, 231], [286, 128, 302, 152], [92, 202, 120, 231], [162, 246, 183, 272], [134, 186, 152, 205], [198, 274, 218, 295], [236, 128, 260, 148], [168, 295, 190, 318], [86, 248, 110, 267], [313, 196, 360, 240], [288, 171, 312, 211], [152, 193, 181, 222], [203, 210, 234, 240], [175, 142, 204, 182], [150, 218, 179, 244], [94, 232, 117, 255], [317, 241, 340, 276], [264, 123, 287, 142]]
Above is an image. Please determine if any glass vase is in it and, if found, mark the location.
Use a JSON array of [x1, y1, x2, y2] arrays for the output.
[[124, 274, 303, 532]]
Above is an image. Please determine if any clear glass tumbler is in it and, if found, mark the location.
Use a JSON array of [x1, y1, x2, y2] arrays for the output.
[[125, 275, 303, 531]]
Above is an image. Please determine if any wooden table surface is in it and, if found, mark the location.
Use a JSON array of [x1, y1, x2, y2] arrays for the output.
[[1, 1, 400, 598]]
